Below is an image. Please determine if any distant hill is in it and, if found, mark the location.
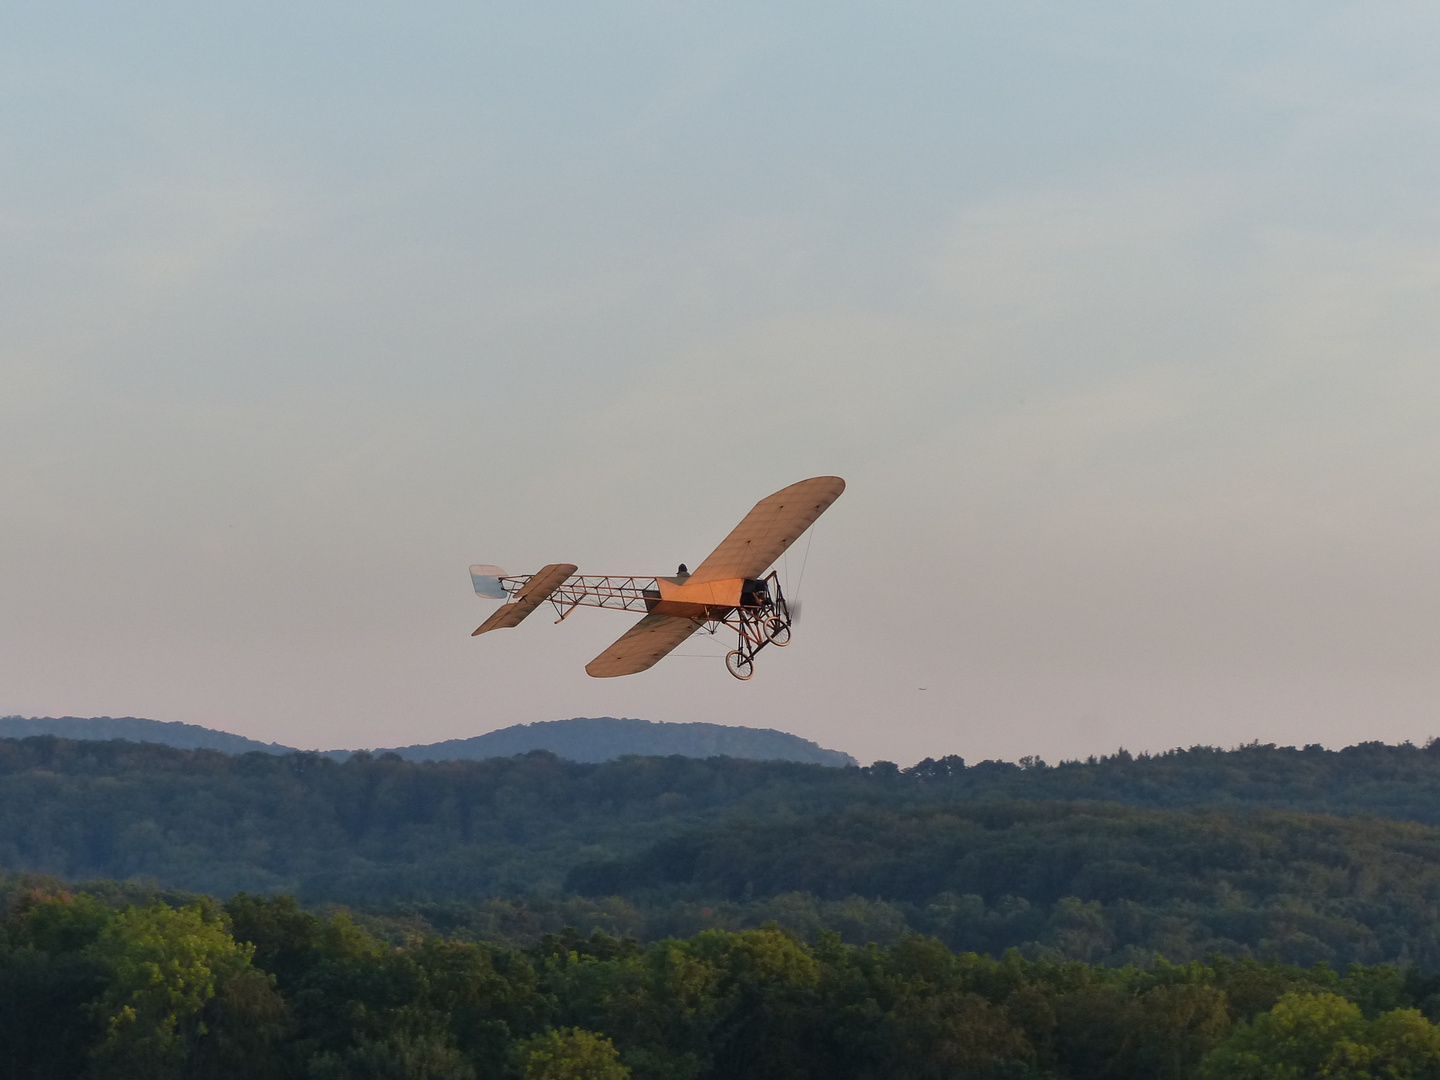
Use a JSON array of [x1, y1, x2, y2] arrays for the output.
[[0, 715, 290, 755], [375, 717, 857, 767], [0, 715, 858, 767]]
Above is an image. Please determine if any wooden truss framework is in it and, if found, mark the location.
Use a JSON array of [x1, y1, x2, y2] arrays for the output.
[[494, 569, 793, 680], [469, 476, 844, 680]]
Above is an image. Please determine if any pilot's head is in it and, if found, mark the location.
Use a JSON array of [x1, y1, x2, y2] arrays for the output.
[[677, 563, 689, 576]]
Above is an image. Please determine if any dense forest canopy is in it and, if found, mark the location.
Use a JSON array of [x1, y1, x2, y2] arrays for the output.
[[6, 736, 1440, 966], [568, 803, 1440, 967], [6, 878, 1440, 1080]]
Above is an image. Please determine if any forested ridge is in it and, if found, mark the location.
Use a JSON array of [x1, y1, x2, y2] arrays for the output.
[[569, 804, 1440, 967], [5, 735, 1440, 968], [10, 878, 1440, 1080], [11, 736, 1440, 1075]]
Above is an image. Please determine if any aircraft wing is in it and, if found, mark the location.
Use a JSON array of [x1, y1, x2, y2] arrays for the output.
[[585, 613, 700, 678], [471, 563, 577, 636], [688, 476, 846, 584]]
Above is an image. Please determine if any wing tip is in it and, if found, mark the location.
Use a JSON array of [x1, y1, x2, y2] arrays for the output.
[[801, 475, 846, 501]]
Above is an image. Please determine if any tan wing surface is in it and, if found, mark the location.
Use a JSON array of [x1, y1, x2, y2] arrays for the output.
[[471, 563, 577, 636], [585, 613, 700, 678], [688, 476, 845, 584]]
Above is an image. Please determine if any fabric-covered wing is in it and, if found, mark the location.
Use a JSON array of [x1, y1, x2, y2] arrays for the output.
[[471, 563, 577, 636], [688, 476, 846, 584], [585, 613, 700, 678]]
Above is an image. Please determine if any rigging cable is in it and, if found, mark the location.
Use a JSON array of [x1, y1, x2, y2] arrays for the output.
[[794, 521, 817, 601]]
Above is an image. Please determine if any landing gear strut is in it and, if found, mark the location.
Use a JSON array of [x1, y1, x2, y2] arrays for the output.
[[718, 572, 792, 681]]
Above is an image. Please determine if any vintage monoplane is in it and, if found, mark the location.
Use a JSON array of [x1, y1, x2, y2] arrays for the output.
[[469, 476, 845, 680]]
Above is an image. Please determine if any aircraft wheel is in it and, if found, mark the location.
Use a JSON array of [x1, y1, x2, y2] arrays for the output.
[[726, 650, 754, 680], [766, 619, 791, 646]]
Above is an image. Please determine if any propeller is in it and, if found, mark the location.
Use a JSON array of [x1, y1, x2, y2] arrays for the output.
[[785, 598, 802, 624]]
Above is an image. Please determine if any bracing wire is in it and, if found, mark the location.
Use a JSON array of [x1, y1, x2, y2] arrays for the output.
[[794, 521, 817, 600]]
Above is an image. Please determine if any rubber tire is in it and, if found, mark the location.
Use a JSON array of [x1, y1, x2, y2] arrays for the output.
[[726, 650, 754, 680]]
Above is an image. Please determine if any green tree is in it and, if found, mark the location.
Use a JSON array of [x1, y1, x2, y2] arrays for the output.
[[1131, 982, 1231, 1080], [85, 901, 255, 1079], [518, 1028, 631, 1080], [688, 928, 822, 1079], [888, 989, 1033, 1079], [307, 1021, 477, 1080], [1366, 1008, 1440, 1077], [0, 891, 112, 1079], [188, 966, 290, 1080], [1200, 991, 1440, 1080]]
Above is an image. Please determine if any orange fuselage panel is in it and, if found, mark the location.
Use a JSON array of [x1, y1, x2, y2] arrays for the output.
[[650, 577, 744, 619]]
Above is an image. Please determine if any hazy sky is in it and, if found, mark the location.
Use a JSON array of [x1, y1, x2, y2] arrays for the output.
[[4, 3, 1440, 765]]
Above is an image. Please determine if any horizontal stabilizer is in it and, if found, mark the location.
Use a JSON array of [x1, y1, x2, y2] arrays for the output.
[[472, 563, 577, 636]]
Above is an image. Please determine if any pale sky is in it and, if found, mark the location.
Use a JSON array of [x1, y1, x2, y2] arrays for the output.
[[4, 3, 1440, 765]]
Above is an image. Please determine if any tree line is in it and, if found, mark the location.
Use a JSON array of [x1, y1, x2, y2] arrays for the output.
[[565, 801, 1440, 967], [8, 735, 1440, 889], [10, 882, 1440, 1080], [8, 737, 1440, 962]]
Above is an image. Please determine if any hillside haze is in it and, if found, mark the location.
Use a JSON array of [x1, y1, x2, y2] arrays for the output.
[[380, 717, 857, 767], [0, 715, 289, 754], [0, 715, 857, 767]]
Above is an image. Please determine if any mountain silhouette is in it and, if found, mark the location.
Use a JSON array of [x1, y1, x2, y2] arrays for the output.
[[0, 715, 857, 767]]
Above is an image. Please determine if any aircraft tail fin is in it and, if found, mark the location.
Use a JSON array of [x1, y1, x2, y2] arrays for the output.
[[469, 565, 509, 599]]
